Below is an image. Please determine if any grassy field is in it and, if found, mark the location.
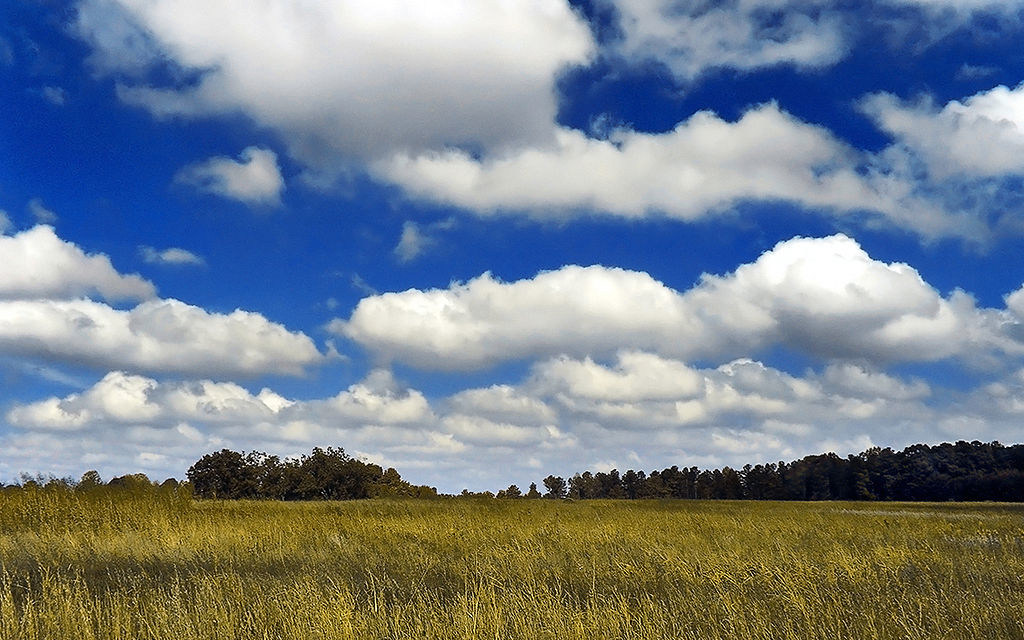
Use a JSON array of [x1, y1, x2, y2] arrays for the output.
[[1, 487, 1022, 639]]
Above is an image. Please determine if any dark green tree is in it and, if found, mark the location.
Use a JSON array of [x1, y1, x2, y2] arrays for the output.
[[187, 449, 258, 499], [542, 475, 567, 499]]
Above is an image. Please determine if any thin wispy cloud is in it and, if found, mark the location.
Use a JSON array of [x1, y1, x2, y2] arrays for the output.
[[139, 245, 205, 266]]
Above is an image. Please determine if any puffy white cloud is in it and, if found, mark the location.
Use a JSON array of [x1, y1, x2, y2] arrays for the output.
[[0, 226, 322, 377], [139, 245, 205, 266], [4, 370, 446, 482], [336, 234, 1020, 370], [509, 352, 954, 470], [335, 264, 692, 369], [176, 147, 284, 205], [862, 82, 1024, 178], [685, 234, 985, 362], [605, 0, 848, 81], [1005, 285, 1024, 318], [8, 350, 1024, 491], [529, 355, 828, 432], [0, 298, 322, 377], [381, 104, 966, 240], [75, 0, 594, 168], [7, 371, 290, 431], [0, 210, 12, 235], [322, 369, 433, 425], [8, 371, 159, 429], [0, 225, 155, 301]]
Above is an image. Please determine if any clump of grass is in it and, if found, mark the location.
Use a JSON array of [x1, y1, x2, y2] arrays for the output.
[[1, 487, 1022, 639]]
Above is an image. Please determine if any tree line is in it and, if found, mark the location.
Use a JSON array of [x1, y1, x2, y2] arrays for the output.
[[487, 441, 1024, 502], [2, 447, 438, 500], [4, 440, 1024, 502]]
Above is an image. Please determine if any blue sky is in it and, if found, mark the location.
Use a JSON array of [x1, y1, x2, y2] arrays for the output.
[[2, 0, 1024, 492]]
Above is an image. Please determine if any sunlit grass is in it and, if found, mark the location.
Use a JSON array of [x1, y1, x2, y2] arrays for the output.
[[1, 487, 1022, 639]]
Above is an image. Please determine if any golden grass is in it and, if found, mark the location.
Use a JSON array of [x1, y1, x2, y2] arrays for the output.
[[1, 487, 1023, 639]]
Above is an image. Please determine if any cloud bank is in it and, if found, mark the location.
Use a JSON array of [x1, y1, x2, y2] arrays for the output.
[[8, 352, 1022, 492], [336, 234, 1024, 370], [6, 230, 1024, 489]]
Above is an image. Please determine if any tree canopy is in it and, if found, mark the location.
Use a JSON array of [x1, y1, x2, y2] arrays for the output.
[[186, 447, 437, 500], [520, 441, 1024, 502]]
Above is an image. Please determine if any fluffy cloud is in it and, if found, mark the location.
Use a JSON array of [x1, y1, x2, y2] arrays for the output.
[[0, 226, 321, 377], [0, 298, 321, 377], [862, 82, 1024, 178], [337, 234, 1021, 370], [522, 353, 921, 432], [176, 147, 284, 205], [75, 0, 594, 168], [605, 0, 847, 81], [685, 234, 986, 362], [4, 369, 445, 482], [139, 245, 205, 266], [380, 104, 967, 240], [0, 225, 155, 301], [335, 263, 689, 369], [0, 210, 13, 235], [8, 371, 292, 431], [6, 352, 993, 491]]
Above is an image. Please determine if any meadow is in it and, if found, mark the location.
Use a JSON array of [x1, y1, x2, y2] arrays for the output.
[[1, 486, 1023, 639]]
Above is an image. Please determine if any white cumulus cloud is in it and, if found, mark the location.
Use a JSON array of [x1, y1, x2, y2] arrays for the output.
[[862, 82, 1024, 178], [0, 298, 322, 377], [335, 234, 1024, 370], [0, 225, 155, 302], [176, 147, 284, 206], [380, 104, 967, 240], [3, 352, 979, 491], [0, 226, 322, 377], [75, 0, 595, 170]]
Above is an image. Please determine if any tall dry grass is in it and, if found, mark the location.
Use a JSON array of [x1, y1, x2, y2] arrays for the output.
[[1, 486, 1022, 639]]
